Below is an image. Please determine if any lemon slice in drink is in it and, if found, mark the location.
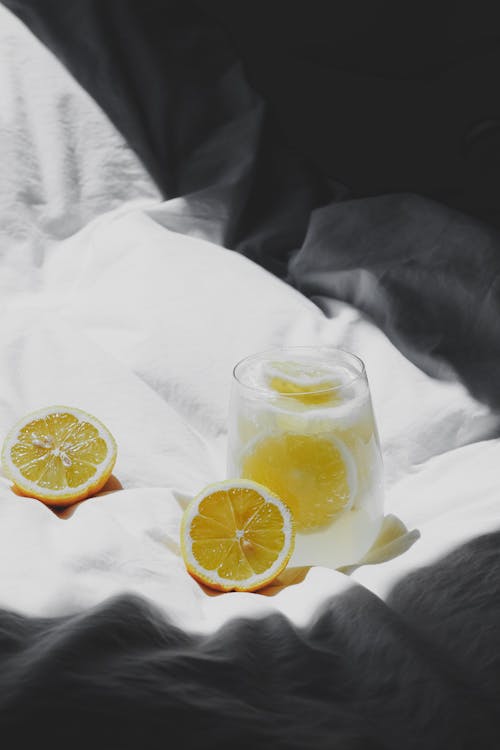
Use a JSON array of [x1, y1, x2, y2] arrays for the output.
[[1, 406, 117, 505], [264, 360, 341, 405], [241, 433, 356, 532], [180, 479, 295, 592]]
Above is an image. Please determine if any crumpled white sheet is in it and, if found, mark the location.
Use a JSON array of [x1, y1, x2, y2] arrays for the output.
[[1, 205, 498, 633], [1, 6, 499, 636]]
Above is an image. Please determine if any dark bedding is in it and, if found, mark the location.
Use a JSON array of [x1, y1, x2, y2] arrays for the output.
[[2, 533, 500, 748], [3, 0, 328, 277], [6, 0, 500, 231], [2, 2, 500, 748]]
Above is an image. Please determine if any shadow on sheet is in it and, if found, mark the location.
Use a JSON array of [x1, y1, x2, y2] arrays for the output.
[[1, 531, 499, 749]]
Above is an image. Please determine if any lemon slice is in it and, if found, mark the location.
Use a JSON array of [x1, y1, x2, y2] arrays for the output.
[[1, 406, 117, 505], [180, 479, 295, 592], [264, 360, 341, 405], [241, 433, 356, 532]]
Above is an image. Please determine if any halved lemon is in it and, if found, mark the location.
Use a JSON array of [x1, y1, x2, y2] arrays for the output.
[[180, 479, 295, 592], [241, 433, 356, 532], [1, 406, 117, 505]]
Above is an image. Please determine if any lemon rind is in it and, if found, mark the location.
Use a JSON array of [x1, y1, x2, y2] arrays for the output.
[[1, 405, 117, 501], [181, 479, 295, 592]]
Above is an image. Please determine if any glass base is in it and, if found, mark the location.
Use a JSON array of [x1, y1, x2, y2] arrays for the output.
[[289, 507, 384, 569]]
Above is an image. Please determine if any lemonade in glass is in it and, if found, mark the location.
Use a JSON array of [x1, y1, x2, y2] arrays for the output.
[[227, 347, 384, 569]]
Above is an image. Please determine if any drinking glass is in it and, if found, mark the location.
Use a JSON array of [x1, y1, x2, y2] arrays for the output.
[[227, 346, 384, 569]]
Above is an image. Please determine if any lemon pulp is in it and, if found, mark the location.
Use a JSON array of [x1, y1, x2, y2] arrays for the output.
[[12, 413, 108, 489], [241, 433, 354, 532], [181, 480, 295, 592], [2, 406, 117, 504]]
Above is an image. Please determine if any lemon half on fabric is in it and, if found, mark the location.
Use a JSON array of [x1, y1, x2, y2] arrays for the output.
[[241, 433, 357, 532], [180, 479, 295, 592], [1, 406, 117, 505]]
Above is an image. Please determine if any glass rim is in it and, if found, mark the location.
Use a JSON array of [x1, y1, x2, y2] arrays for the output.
[[232, 346, 366, 397]]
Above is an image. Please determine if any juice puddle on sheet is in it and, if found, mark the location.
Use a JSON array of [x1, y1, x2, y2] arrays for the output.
[[227, 349, 384, 569]]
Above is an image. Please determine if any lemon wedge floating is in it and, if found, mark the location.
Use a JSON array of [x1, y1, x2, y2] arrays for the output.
[[1, 406, 117, 505], [180, 479, 295, 592], [264, 360, 341, 405], [241, 433, 356, 532]]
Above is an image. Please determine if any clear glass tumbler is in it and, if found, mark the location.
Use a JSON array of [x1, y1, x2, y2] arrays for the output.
[[227, 346, 384, 569]]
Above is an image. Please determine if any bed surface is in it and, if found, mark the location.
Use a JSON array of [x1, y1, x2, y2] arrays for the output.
[[1, 6, 500, 748]]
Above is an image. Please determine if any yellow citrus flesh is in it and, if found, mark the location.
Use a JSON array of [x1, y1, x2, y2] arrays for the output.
[[180, 480, 295, 592], [241, 433, 355, 532], [264, 361, 341, 406], [1, 406, 117, 505]]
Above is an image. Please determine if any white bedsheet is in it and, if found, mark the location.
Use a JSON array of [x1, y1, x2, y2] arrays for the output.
[[1, 6, 499, 636]]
